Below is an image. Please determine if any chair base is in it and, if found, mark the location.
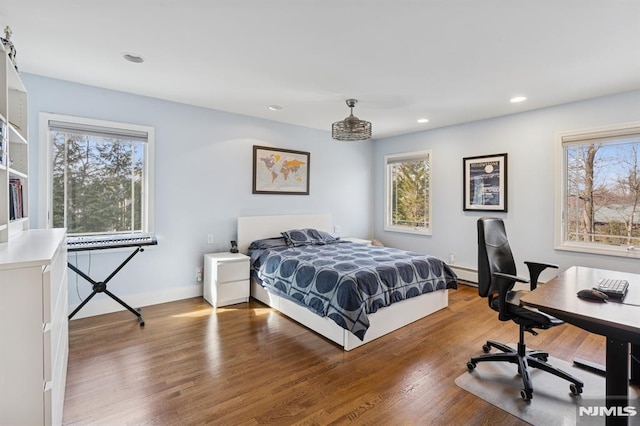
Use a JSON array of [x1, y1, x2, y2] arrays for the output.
[[467, 339, 584, 401]]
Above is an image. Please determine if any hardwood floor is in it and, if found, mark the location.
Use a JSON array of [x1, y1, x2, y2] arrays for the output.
[[63, 284, 605, 425]]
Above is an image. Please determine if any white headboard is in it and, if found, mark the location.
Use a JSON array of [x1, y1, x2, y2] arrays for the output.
[[237, 213, 332, 254]]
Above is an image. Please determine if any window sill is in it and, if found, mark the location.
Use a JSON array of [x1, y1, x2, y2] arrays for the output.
[[555, 242, 640, 259], [384, 226, 431, 236]]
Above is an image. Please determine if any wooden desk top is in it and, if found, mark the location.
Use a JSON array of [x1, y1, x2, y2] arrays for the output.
[[520, 266, 640, 343]]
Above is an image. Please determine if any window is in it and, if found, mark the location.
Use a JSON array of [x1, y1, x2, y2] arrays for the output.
[[384, 150, 431, 235], [556, 121, 640, 258], [40, 114, 154, 236]]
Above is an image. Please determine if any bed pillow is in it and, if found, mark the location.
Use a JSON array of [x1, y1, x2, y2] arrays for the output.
[[281, 228, 339, 246], [248, 237, 289, 250]]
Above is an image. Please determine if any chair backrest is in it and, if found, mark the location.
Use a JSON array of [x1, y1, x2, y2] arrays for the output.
[[477, 217, 517, 298]]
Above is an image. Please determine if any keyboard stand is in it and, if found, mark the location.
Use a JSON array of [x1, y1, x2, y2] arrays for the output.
[[68, 246, 146, 325]]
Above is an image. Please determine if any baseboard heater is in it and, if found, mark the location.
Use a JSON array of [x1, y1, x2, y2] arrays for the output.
[[448, 264, 478, 285], [448, 264, 552, 289]]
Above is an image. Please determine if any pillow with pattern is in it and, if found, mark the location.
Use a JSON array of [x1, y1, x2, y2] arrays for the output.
[[248, 237, 289, 250], [281, 228, 339, 246]]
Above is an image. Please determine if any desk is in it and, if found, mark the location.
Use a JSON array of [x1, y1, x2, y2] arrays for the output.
[[520, 266, 640, 426]]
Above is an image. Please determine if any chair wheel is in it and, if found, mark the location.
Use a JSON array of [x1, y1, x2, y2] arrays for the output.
[[570, 383, 583, 395], [520, 389, 533, 401], [482, 344, 491, 353], [467, 361, 476, 371]]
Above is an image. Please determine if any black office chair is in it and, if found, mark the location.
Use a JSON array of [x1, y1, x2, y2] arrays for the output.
[[466, 217, 584, 401]]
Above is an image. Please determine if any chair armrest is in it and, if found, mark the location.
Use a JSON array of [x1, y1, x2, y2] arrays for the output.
[[524, 261, 559, 290], [493, 272, 529, 284]]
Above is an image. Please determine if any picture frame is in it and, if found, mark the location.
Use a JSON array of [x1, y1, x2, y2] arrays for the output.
[[463, 153, 508, 212], [253, 145, 310, 195]]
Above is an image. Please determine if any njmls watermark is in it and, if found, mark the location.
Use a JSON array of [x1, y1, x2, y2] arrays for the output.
[[577, 397, 640, 425], [579, 406, 637, 417]]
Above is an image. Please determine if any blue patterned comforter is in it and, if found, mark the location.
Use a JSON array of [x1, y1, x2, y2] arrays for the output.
[[250, 241, 458, 340]]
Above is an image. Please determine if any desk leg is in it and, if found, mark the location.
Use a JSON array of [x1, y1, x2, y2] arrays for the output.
[[606, 338, 629, 426], [631, 344, 640, 386]]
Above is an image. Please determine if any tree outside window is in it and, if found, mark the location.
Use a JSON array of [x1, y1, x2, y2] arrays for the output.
[[385, 150, 431, 235], [559, 123, 640, 257], [43, 114, 154, 236]]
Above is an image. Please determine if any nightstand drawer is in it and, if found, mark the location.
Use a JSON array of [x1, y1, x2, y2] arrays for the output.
[[217, 259, 249, 283], [218, 279, 250, 307]]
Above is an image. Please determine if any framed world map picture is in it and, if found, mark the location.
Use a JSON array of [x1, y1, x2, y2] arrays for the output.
[[253, 145, 310, 195]]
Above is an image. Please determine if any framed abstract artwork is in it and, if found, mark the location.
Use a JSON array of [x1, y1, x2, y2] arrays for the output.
[[253, 145, 310, 195], [463, 153, 508, 212]]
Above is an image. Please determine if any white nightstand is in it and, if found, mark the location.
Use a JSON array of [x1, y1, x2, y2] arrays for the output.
[[203, 252, 250, 308]]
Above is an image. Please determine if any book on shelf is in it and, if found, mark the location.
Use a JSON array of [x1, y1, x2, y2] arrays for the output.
[[9, 178, 23, 220]]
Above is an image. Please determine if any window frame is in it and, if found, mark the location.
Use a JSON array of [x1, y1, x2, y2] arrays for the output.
[[39, 113, 155, 235], [555, 121, 640, 259], [384, 149, 432, 236]]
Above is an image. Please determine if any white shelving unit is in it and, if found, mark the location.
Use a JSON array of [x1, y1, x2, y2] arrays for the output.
[[0, 41, 29, 242], [0, 42, 68, 425]]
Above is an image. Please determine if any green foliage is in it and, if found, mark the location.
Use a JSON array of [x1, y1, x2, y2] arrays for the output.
[[391, 159, 429, 229], [52, 132, 143, 234]]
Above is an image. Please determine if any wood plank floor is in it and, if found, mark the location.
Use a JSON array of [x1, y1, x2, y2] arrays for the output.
[[63, 283, 605, 425]]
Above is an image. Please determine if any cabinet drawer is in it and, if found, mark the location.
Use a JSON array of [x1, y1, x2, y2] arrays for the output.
[[43, 325, 52, 383], [218, 280, 250, 307], [217, 260, 249, 283], [42, 246, 67, 324]]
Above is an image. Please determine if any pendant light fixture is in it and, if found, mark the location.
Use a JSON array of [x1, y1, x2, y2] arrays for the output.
[[331, 99, 372, 141]]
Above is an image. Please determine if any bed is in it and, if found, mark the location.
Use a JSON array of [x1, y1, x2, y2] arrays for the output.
[[237, 213, 457, 350]]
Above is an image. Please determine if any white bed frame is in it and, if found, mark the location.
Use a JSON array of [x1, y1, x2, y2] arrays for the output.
[[237, 213, 449, 351]]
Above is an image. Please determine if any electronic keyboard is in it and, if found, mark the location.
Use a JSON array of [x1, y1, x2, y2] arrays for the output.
[[67, 232, 157, 252]]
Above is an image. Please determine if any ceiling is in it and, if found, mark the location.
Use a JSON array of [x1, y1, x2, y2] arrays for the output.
[[1, 1, 639, 139]]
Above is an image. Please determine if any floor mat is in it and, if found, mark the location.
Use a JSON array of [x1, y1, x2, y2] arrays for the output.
[[455, 354, 639, 425]]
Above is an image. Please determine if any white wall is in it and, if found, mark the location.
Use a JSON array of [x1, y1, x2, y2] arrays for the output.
[[23, 72, 640, 316], [23, 74, 374, 318], [373, 90, 640, 281]]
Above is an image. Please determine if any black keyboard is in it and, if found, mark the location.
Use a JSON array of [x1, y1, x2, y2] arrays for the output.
[[596, 278, 629, 298]]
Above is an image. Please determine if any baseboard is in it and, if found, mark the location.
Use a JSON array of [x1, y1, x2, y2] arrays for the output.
[[448, 264, 478, 283], [68, 284, 203, 320]]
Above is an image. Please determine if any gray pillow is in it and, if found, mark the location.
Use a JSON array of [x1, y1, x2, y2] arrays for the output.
[[281, 228, 339, 246]]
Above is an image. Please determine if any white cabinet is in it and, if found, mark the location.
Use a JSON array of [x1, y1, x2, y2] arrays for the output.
[[0, 40, 29, 242], [0, 228, 68, 426], [203, 252, 250, 308]]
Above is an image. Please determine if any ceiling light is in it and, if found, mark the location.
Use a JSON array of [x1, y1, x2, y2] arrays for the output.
[[122, 52, 145, 63], [510, 96, 527, 103], [267, 105, 283, 111], [417, 118, 429, 123], [331, 99, 372, 141]]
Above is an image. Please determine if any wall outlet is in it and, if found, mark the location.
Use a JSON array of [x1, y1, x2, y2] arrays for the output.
[[448, 253, 456, 265], [334, 225, 341, 234], [207, 233, 215, 244], [196, 266, 203, 282]]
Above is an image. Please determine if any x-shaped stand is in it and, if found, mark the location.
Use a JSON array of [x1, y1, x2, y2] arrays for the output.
[[68, 246, 146, 325]]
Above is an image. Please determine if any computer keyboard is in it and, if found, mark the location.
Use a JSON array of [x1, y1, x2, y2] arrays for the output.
[[596, 278, 629, 298]]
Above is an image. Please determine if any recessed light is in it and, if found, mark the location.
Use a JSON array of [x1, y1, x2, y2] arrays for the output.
[[122, 52, 145, 63], [417, 118, 429, 123], [510, 96, 527, 103], [267, 105, 283, 111]]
